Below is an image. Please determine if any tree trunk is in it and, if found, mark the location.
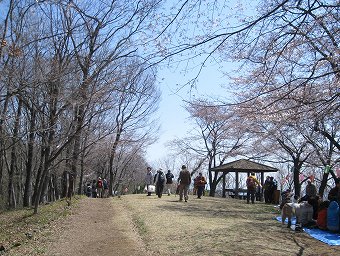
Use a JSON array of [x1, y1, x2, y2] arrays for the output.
[[53, 174, 60, 200], [62, 171, 69, 198], [8, 97, 22, 209], [32, 147, 45, 206], [68, 103, 85, 199], [0, 92, 10, 196], [34, 82, 58, 213], [34, 163, 50, 214], [293, 160, 303, 197], [109, 127, 122, 197], [77, 143, 86, 195], [23, 110, 36, 207]]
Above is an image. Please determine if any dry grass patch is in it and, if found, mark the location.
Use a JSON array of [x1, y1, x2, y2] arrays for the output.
[[0, 196, 81, 255], [120, 194, 340, 256]]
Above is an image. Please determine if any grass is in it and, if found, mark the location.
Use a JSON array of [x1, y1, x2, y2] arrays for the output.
[[0, 196, 81, 255], [118, 194, 340, 256], [1, 194, 340, 256], [132, 214, 148, 236]]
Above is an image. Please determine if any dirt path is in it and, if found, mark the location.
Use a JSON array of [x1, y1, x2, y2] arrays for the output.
[[29, 194, 340, 256], [45, 197, 148, 256]]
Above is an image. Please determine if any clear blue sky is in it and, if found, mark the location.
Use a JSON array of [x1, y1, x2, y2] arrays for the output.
[[145, 0, 255, 165], [146, 63, 232, 164]]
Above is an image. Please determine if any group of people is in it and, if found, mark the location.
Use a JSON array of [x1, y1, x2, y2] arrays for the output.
[[85, 177, 109, 198], [263, 176, 278, 204], [245, 174, 280, 204], [281, 178, 340, 232], [145, 165, 207, 202]]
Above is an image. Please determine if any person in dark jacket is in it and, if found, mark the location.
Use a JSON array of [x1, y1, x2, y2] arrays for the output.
[[178, 165, 191, 202], [328, 178, 340, 203], [165, 170, 174, 196], [154, 169, 165, 198]]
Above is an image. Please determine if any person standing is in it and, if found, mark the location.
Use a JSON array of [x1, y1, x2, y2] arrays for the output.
[[103, 178, 109, 198], [91, 179, 97, 198], [263, 176, 271, 203], [145, 167, 154, 196], [268, 177, 275, 203], [195, 173, 207, 199], [246, 172, 261, 204], [193, 175, 199, 195], [165, 170, 174, 196], [178, 165, 191, 202], [97, 177, 103, 198], [154, 169, 165, 198]]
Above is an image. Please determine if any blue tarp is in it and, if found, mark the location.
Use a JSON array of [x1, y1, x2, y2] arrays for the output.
[[276, 216, 340, 246]]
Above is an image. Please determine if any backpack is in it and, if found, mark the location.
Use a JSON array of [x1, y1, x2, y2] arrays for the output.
[[166, 172, 174, 184], [103, 179, 108, 189], [97, 179, 103, 188], [158, 172, 165, 183], [246, 176, 256, 189]]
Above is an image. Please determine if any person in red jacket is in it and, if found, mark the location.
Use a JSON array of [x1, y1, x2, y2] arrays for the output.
[[195, 173, 207, 199], [317, 201, 330, 230]]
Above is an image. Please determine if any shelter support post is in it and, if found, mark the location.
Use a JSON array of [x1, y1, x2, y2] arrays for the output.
[[235, 171, 239, 197], [222, 173, 226, 198]]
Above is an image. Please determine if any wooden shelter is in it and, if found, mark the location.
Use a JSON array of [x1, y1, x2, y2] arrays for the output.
[[211, 159, 278, 198]]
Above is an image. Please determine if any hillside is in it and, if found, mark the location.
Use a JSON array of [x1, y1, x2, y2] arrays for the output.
[[1, 194, 340, 255]]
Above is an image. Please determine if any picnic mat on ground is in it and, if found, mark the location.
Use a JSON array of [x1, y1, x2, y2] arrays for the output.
[[275, 216, 340, 246]]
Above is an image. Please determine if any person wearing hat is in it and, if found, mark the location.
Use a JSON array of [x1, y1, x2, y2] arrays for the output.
[[177, 165, 191, 202], [154, 168, 166, 198], [328, 178, 340, 202]]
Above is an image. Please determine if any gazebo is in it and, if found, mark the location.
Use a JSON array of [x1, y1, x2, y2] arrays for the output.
[[210, 159, 278, 198]]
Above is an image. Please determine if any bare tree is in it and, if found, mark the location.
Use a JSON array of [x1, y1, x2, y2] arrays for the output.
[[105, 60, 160, 196], [171, 100, 248, 196]]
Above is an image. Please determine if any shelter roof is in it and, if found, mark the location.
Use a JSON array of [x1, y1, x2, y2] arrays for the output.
[[211, 159, 278, 173]]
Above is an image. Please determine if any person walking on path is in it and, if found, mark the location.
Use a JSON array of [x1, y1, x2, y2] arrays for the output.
[[97, 177, 103, 198], [154, 169, 166, 198], [145, 167, 154, 196], [246, 172, 261, 204], [195, 173, 207, 199], [178, 165, 191, 202], [165, 170, 174, 196]]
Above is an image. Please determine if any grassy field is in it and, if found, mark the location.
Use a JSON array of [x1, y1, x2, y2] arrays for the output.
[[1, 194, 340, 256], [121, 194, 340, 256], [0, 197, 80, 255]]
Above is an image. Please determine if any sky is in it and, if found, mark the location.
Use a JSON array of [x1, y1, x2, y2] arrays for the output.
[[144, 0, 255, 166], [146, 62, 231, 165]]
